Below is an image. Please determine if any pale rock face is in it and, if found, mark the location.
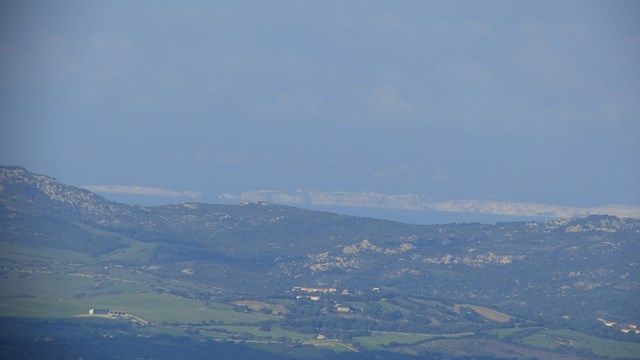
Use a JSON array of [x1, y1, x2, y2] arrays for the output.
[[0, 166, 133, 225], [341, 239, 413, 255], [423, 253, 522, 267], [223, 189, 640, 218]]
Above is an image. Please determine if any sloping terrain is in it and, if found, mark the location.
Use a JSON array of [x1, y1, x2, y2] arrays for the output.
[[2, 166, 638, 323], [1, 166, 639, 359]]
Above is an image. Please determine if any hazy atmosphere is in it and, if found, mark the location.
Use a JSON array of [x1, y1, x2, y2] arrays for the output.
[[2, 0, 639, 221], [2, 3, 640, 358]]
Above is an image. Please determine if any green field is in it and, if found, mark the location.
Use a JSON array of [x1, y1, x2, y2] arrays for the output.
[[521, 329, 640, 359], [0, 268, 277, 325], [354, 331, 433, 350], [0, 292, 275, 325], [3, 241, 640, 360], [232, 300, 288, 315], [4, 274, 640, 360], [0, 270, 144, 301], [1, 271, 96, 300], [0, 297, 86, 318], [206, 324, 317, 341], [0, 243, 96, 264], [70, 292, 276, 324]]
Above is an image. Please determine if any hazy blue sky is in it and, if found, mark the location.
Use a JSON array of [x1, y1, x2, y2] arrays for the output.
[[1, 1, 639, 214]]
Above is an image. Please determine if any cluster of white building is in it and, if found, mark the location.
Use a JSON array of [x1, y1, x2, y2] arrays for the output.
[[89, 308, 127, 316]]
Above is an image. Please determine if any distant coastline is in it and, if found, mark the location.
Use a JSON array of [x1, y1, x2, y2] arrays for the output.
[[220, 189, 640, 219]]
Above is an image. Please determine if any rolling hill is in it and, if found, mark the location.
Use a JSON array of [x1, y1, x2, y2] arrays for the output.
[[1, 165, 639, 359]]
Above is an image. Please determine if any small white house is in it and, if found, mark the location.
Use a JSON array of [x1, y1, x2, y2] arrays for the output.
[[89, 309, 109, 315]]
